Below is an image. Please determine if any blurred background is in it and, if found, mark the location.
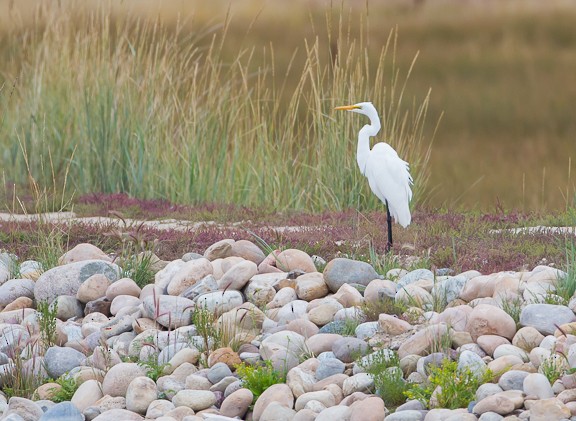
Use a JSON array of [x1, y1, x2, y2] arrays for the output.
[[1, 0, 575, 213]]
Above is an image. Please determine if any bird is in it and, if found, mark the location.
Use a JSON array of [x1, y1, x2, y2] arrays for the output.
[[335, 102, 413, 252]]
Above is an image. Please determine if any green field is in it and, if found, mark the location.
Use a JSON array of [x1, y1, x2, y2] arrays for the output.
[[1, 0, 575, 212]]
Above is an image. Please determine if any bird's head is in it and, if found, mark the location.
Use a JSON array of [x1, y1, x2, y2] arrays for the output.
[[334, 102, 377, 117]]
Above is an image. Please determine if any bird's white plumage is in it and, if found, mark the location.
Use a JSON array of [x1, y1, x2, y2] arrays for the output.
[[335, 101, 413, 228]]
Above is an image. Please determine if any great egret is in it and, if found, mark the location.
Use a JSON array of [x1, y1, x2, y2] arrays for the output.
[[335, 102, 413, 252]]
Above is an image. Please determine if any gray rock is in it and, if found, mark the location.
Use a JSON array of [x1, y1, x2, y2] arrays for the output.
[[53, 296, 84, 320], [44, 346, 86, 379], [141, 295, 194, 329], [458, 350, 488, 378], [323, 258, 380, 293], [475, 383, 504, 402], [39, 401, 84, 421], [318, 320, 349, 335], [519, 304, 576, 335], [498, 370, 530, 391], [182, 252, 204, 261], [180, 275, 218, 301], [478, 413, 504, 421], [332, 337, 369, 363], [431, 275, 467, 305], [7, 397, 44, 421], [35, 260, 119, 304], [0, 325, 30, 354], [208, 362, 233, 384], [384, 410, 424, 421], [355, 321, 379, 340], [195, 290, 244, 316], [397, 269, 434, 289], [100, 315, 134, 339], [316, 358, 345, 380], [0, 279, 35, 307]]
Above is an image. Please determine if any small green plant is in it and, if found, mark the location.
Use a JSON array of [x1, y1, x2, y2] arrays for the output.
[[556, 240, 576, 304], [50, 375, 79, 403], [540, 354, 568, 384], [138, 357, 171, 382], [500, 295, 524, 328], [359, 350, 407, 409], [405, 358, 494, 409], [235, 360, 286, 408], [37, 300, 59, 349], [341, 317, 362, 336]]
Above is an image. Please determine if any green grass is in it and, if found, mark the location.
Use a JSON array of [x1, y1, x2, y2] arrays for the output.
[[235, 360, 286, 409], [359, 350, 408, 410]]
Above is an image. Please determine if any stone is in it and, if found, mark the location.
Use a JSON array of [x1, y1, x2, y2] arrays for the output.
[[349, 396, 386, 421], [523, 373, 554, 399], [398, 323, 450, 359], [528, 397, 571, 420], [316, 358, 345, 380], [520, 304, 576, 335], [498, 370, 530, 391], [364, 279, 397, 304], [0, 279, 35, 308], [141, 295, 194, 329], [275, 249, 317, 273], [465, 304, 517, 341], [217, 260, 258, 291], [53, 295, 84, 320], [295, 390, 336, 411], [207, 347, 241, 369], [473, 394, 515, 415], [384, 410, 423, 420], [207, 362, 233, 384], [397, 268, 435, 289], [3, 296, 33, 312], [476, 383, 504, 402], [84, 297, 111, 316], [458, 350, 488, 378], [332, 337, 369, 363], [166, 258, 213, 295], [459, 273, 500, 302], [286, 367, 316, 397], [204, 239, 235, 261], [259, 401, 297, 421], [323, 258, 380, 293], [59, 243, 112, 264], [308, 300, 344, 326], [76, 274, 111, 303], [101, 363, 147, 397], [512, 327, 544, 351], [230, 239, 266, 264], [106, 278, 141, 300], [6, 397, 44, 421], [260, 330, 306, 372], [244, 281, 276, 307], [477, 335, 511, 356], [126, 376, 157, 414], [379, 313, 412, 335], [253, 384, 294, 421], [35, 259, 119, 304], [333, 283, 364, 307], [286, 319, 319, 339], [91, 408, 144, 421], [220, 388, 253, 418], [172, 390, 217, 411], [396, 285, 433, 308], [342, 373, 374, 396], [430, 305, 473, 332], [44, 346, 86, 379], [196, 290, 244, 317], [295, 272, 329, 301], [145, 400, 175, 419], [179, 275, 218, 301], [38, 401, 84, 421], [71, 379, 103, 412]]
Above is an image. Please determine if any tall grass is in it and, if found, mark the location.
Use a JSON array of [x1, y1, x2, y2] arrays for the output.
[[0, 1, 432, 212]]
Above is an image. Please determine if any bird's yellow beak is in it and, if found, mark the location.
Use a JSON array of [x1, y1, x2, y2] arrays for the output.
[[334, 105, 359, 111]]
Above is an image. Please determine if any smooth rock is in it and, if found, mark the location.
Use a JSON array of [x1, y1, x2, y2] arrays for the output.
[[126, 376, 157, 414], [523, 372, 554, 399], [323, 258, 380, 293], [101, 363, 147, 397], [466, 304, 516, 341], [520, 304, 576, 335], [172, 390, 216, 411], [44, 346, 86, 379], [253, 383, 294, 421]]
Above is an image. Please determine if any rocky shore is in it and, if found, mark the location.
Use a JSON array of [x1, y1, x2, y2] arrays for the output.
[[0, 239, 575, 421]]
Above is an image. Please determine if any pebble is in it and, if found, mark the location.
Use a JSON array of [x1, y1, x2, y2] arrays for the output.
[[1, 241, 575, 420]]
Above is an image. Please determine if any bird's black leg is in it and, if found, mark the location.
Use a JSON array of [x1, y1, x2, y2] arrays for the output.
[[385, 200, 393, 253], [385, 200, 392, 253]]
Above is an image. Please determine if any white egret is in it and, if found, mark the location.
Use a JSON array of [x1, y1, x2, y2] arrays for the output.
[[335, 102, 413, 252]]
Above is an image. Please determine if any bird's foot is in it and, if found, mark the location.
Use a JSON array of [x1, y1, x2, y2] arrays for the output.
[[384, 242, 393, 253]]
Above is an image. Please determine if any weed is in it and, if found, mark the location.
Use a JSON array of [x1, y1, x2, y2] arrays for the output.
[[359, 350, 407, 410], [361, 297, 407, 322], [539, 354, 568, 384], [37, 300, 58, 350], [556, 240, 576, 303], [235, 360, 286, 408], [50, 375, 79, 403], [405, 358, 494, 409], [138, 357, 171, 382], [500, 296, 524, 328]]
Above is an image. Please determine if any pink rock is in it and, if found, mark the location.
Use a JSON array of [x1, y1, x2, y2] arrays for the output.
[[465, 304, 516, 341]]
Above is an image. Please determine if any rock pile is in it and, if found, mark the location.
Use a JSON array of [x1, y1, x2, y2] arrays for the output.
[[0, 241, 575, 421]]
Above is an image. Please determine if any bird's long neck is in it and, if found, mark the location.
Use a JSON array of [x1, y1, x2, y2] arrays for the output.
[[357, 112, 381, 175]]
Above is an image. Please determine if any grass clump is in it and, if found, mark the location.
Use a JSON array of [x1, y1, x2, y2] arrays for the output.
[[405, 358, 494, 409], [359, 350, 407, 409], [555, 240, 576, 304], [235, 360, 286, 408], [138, 358, 171, 382], [50, 375, 79, 403], [37, 300, 59, 349]]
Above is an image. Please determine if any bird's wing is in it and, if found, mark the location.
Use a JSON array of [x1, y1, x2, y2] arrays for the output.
[[365, 142, 413, 227]]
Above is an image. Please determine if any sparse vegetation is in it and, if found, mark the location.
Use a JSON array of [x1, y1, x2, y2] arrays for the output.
[[37, 300, 59, 350], [50, 375, 79, 403], [359, 350, 408, 410], [235, 360, 287, 408], [405, 358, 494, 409]]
